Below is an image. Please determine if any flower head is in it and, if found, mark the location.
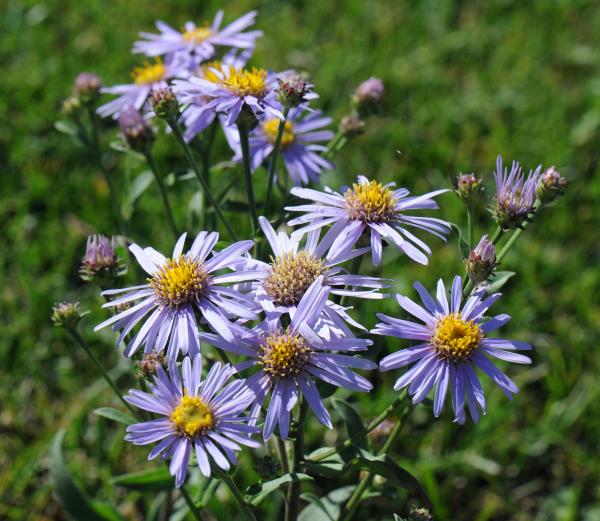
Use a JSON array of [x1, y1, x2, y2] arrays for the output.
[[125, 355, 259, 487], [237, 107, 334, 186], [200, 278, 376, 439], [95, 232, 256, 359], [537, 166, 566, 203], [453, 173, 483, 202], [150, 87, 179, 121], [466, 235, 497, 284], [74, 72, 102, 103], [493, 155, 541, 229], [136, 351, 166, 377], [133, 10, 263, 73], [277, 72, 315, 108], [353, 77, 384, 114], [52, 301, 84, 329], [286, 176, 450, 266], [118, 107, 154, 152], [80, 234, 124, 282], [339, 114, 365, 137], [373, 276, 532, 423]]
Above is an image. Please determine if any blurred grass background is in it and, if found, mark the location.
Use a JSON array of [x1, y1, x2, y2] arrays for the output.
[[2, 0, 600, 519]]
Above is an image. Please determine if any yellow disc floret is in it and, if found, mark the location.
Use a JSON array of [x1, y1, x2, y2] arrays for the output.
[[171, 394, 213, 438], [150, 255, 209, 308], [132, 59, 166, 85], [263, 251, 326, 307], [262, 119, 295, 148], [223, 67, 268, 98], [182, 25, 212, 44], [432, 313, 482, 361], [259, 330, 312, 379], [344, 180, 397, 223], [200, 60, 227, 84]]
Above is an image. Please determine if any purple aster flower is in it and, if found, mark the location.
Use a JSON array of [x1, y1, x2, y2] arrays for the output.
[[286, 176, 450, 266], [234, 107, 334, 186], [95, 232, 258, 359], [241, 217, 387, 336], [172, 63, 284, 127], [373, 276, 532, 424], [493, 155, 542, 229], [80, 234, 124, 282], [200, 278, 376, 440], [133, 10, 262, 72], [125, 355, 260, 487], [98, 58, 178, 119]]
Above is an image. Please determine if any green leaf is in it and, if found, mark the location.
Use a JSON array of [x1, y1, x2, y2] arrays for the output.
[[109, 139, 145, 161], [55, 120, 79, 138], [331, 397, 368, 449], [127, 171, 154, 206], [485, 271, 515, 293], [50, 430, 123, 521], [303, 454, 345, 478], [299, 486, 355, 521], [93, 407, 136, 425], [110, 467, 174, 491], [246, 473, 313, 506]]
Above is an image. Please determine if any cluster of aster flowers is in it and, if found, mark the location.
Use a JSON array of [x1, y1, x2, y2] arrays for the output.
[[55, 8, 567, 519]]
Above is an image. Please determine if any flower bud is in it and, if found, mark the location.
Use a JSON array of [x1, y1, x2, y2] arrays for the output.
[[61, 95, 82, 116], [277, 72, 314, 108], [466, 235, 497, 283], [339, 114, 365, 137], [409, 507, 433, 521], [253, 456, 281, 481], [136, 351, 166, 377], [453, 173, 483, 202], [352, 77, 384, 115], [52, 302, 83, 329], [150, 87, 179, 121], [80, 234, 124, 283], [75, 72, 102, 104], [537, 166, 566, 203], [118, 107, 154, 152]]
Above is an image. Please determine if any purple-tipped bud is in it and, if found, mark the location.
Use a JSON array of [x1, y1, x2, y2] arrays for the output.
[[277, 72, 314, 108], [75, 72, 102, 103], [80, 235, 123, 283], [150, 87, 179, 121], [467, 235, 497, 283], [339, 114, 365, 137], [453, 173, 483, 201], [136, 351, 166, 377], [52, 301, 83, 329], [253, 455, 281, 481], [353, 77, 384, 114], [537, 166, 566, 203], [118, 107, 154, 152]]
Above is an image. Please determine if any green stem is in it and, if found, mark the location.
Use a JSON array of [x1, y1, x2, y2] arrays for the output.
[[324, 131, 347, 159], [214, 468, 257, 521], [168, 121, 237, 240], [277, 436, 290, 474], [66, 328, 139, 419], [265, 108, 290, 215], [466, 205, 473, 250], [180, 482, 207, 521], [285, 400, 308, 521], [237, 120, 259, 235], [307, 390, 408, 463], [144, 151, 178, 239]]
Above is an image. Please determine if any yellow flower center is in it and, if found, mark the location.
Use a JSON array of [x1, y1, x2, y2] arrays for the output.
[[263, 251, 326, 307], [432, 313, 482, 361], [132, 59, 166, 85], [259, 330, 312, 379], [182, 26, 212, 44], [170, 394, 213, 438], [200, 60, 227, 84], [343, 180, 397, 223], [150, 255, 209, 308], [223, 67, 268, 98], [262, 119, 295, 148]]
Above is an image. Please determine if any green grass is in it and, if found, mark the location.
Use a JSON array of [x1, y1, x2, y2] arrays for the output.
[[2, 0, 600, 520]]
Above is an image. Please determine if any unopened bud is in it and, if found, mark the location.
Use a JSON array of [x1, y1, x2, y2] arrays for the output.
[[352, 77, 384, 115], [136, 351, 166, 377], [467, 235, 497, 283], [537, 166, 566, 203], [80, 235, 124, 283], [61, 95, 82, 116], [118, 107, 154, 152], [150, 88, 179, 121], [52, 302, 83, 329], [75, 72, 102, 104], [453, 173, 483, 202], [277, 72, 314, 108], [253, 456, 281, 481], [409, 507, 433, 521], [339, 114, 365, 137]]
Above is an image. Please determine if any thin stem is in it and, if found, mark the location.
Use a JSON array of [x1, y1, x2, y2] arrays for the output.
[[265, 108, 290, 215], [237, 120, 259, 235], [496, 227, 525, 264], [285, 400, 308, 521], [214, 468, 257, 521], [276, 436, 290, 474], [180, 483, 208, 521], [66, 327, 139, 418], [466, 204, 473, 250], [144, 151, 179, 239], [324, 131, 347, 159], [168, 121, 237, 240]]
